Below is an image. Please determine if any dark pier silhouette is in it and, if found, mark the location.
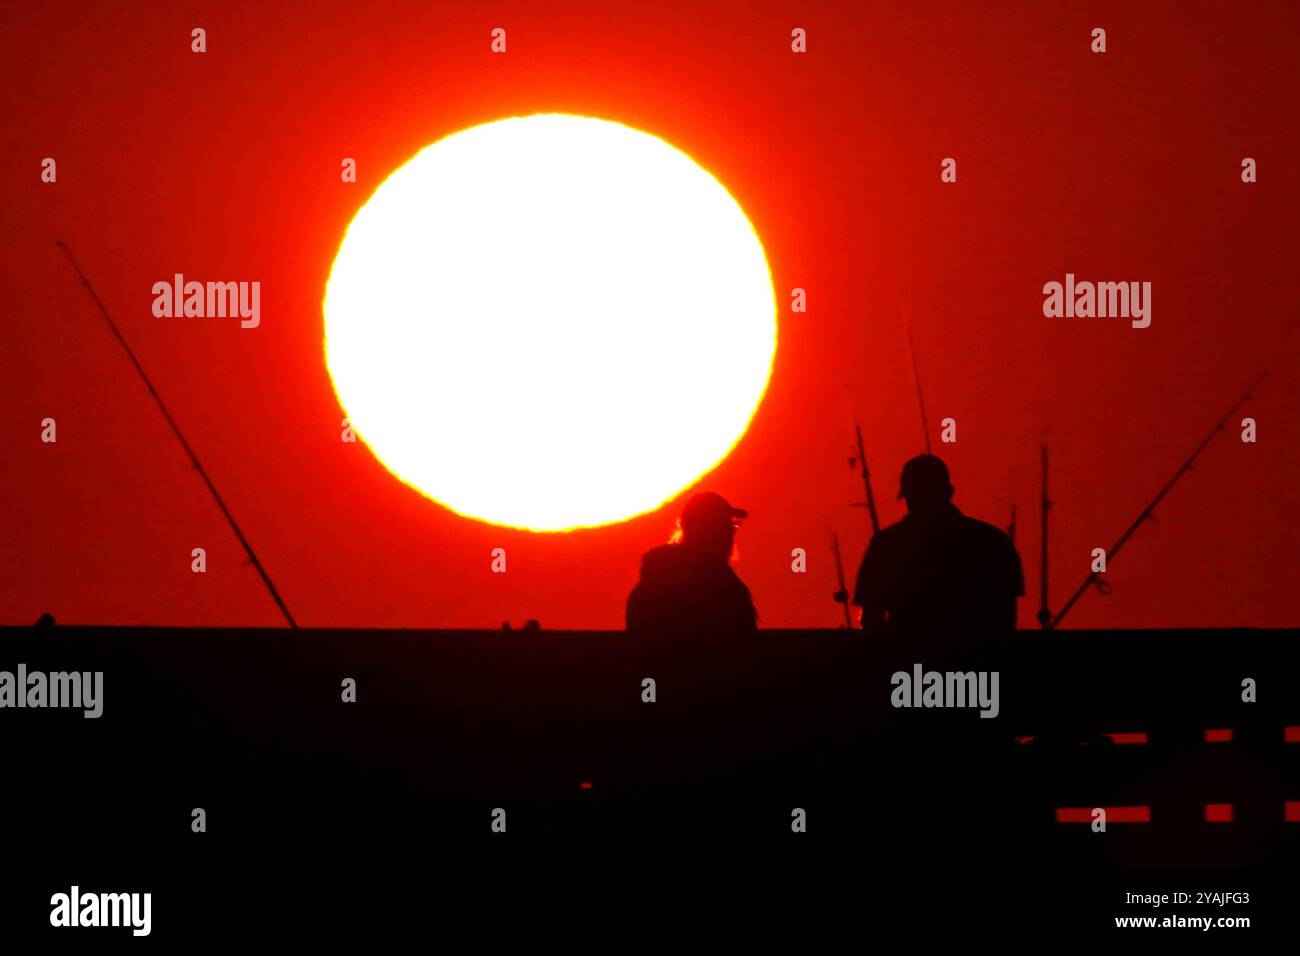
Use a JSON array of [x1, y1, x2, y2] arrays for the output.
[[3, 624, 1297, 865]]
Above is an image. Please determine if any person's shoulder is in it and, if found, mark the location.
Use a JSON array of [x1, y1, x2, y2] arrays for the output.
[[872, 518, 911, 547], [640, 543, 680, 570], [641, 543, 709, 580], [960, 514, 1017, 550]]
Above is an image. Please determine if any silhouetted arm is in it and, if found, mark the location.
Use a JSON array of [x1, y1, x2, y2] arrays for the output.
[[738, 581, 758, 632], [626, 578, 653, 633], [852, 538, 888, 634], [1003, 535, 1026, 630]]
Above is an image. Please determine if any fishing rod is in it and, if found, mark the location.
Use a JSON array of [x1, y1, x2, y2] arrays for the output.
[[841, 380, 882, 535], [829, 530, 853, 628], [1050, 371, 1269, 629], [838, 388, 878, 627], [849, 418, 881, 536], [56, 241, 298, 629], [900, 302, 932, 454], [1035, 442, 1052, 630]]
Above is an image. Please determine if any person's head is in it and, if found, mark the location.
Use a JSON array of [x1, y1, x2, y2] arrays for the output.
[[897, 454, 953, 515], [678, 492, 747, 560]]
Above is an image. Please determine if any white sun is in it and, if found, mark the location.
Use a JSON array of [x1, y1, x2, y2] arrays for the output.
[[323, 113, 776, 531]]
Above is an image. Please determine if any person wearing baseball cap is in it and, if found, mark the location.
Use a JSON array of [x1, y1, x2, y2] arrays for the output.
[[626, 492, 757, 634], [853, 454, 1024, 637]]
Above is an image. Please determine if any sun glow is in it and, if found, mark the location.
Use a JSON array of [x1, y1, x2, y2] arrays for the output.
[[324, 114, 776, 531]]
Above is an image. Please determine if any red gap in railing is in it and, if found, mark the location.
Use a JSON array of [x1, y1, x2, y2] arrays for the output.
[[1205, 803, 1233, 823], [1056, 806, 1150, 824], [1205, 729, 1233, 743], [1016, 733, 1147, 745], [1104, 732, 1148, 745], [1284, 727, 1300, 743], [1286, 802, 1300, 823]]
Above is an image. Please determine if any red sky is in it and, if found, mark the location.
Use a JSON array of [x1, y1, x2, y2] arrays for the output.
[[3, 0, 1297, 630]]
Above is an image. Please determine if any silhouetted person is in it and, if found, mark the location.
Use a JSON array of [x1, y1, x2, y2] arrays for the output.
[[854, 455, 1023, 636], [626, 492, 757, 634]]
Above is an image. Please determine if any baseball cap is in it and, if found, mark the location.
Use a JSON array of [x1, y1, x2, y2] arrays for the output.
[[681, 492, 748, 529]]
